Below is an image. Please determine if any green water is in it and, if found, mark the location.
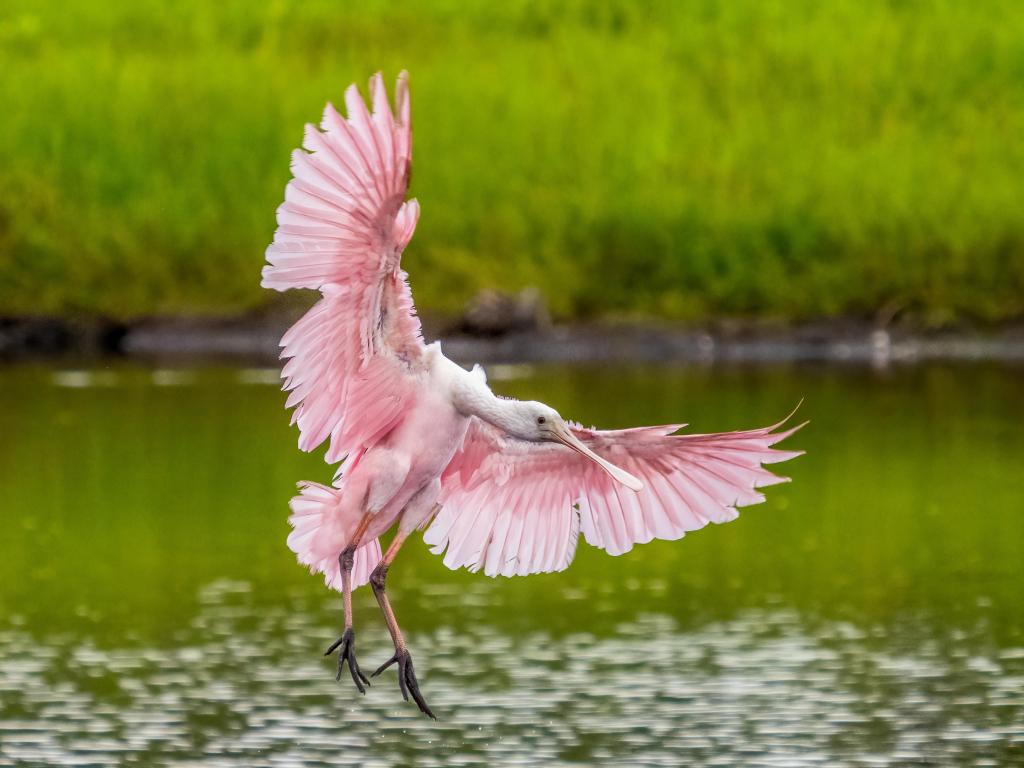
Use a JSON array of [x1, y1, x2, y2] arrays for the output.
[[1, 361, 1022, 766]]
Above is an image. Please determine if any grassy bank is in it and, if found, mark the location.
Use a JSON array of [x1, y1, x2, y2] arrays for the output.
[[1, 0, 1023, 324]]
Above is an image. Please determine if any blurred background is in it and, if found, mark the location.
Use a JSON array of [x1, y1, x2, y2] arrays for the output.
[[2, 2, 1023, 767], [2, 0, 1023, 329]]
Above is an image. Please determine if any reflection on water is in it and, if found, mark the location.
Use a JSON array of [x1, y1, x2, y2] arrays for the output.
[[1, 361, 1023, 765], [3, 580, 1022, 767]]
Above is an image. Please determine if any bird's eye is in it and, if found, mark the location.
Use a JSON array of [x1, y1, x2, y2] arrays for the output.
[[537, 416, 546, 425]]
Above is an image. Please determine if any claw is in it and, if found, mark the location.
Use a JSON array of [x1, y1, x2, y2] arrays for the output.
[[325, 628, 370, 694], [373, 648, 435, 719], [372, 653, 399, 677]]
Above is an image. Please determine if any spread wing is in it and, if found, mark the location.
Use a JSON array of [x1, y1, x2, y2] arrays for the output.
[[262, 71, 424, 462], [424, 413, 805, 577]]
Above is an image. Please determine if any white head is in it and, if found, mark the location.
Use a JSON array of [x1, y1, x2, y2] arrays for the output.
[[503, 401, 644, 492], [500, 400, 563, 441]]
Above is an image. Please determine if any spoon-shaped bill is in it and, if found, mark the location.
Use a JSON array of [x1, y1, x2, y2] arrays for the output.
[[552, 424, 644, 492]]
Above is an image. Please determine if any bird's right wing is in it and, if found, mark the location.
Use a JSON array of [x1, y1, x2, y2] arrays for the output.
[[262, 72, 425, 462], [424, 413, 805, 577]]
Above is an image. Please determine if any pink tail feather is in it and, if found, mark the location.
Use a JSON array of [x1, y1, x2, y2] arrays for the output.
[[286, 481, 382, 592]]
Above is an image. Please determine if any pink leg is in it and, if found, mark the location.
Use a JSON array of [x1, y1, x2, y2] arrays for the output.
[[324, 511, 374, 693], [370, 506, 439, 719]]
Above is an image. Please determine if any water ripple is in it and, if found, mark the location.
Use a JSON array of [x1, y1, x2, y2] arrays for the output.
[[1, 586, 1022, 767]]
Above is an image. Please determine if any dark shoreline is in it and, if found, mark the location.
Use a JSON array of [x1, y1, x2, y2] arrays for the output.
[[3, 314, 1024, 367]]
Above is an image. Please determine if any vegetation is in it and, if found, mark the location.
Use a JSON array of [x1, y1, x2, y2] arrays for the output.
[[1, 0, 1023, 324]]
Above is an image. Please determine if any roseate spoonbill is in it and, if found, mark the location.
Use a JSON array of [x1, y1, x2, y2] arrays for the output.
[[262, 72, 804, 719]]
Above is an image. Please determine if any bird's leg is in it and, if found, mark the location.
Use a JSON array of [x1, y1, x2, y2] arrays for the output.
[[370, 519, 436, 719], [324, 511, 373, 694]]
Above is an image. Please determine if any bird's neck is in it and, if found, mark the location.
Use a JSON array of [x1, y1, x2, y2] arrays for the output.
[[472, 395, 528, 435], [449, 366, 526, 435]]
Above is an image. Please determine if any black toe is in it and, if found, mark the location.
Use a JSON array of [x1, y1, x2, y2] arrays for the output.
[[325, 628, 370, 694]]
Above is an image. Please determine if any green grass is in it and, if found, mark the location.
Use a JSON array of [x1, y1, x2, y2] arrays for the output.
[[1, 0, 1023, 324]]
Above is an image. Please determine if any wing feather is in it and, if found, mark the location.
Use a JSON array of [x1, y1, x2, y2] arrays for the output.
[[427, 412, 805, 576], [263, 72, 424, 460]]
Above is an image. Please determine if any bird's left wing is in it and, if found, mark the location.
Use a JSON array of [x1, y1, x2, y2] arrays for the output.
[[262, 72, 425, 462], [424, 413, 805, 577]]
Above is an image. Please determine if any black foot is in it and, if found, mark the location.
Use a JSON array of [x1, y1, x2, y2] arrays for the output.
[[372, 648, 435, 719], [325, 628, 370, 694]]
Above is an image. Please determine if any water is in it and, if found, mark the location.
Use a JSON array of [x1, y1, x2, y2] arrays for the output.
[[1, 361, 1022, 766]]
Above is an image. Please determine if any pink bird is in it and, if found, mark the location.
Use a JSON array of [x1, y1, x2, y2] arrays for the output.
[[262, 72, 804, 718]]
